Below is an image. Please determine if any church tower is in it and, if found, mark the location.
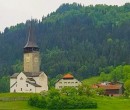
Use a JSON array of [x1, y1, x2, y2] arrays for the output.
[[23, 23, 40, 73], [10, 21, 48, 93]]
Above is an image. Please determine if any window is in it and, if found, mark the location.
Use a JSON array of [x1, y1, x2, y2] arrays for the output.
[[59, 82, 62, 84], [68, 82, 70, 84], [75, 82, 78, 83], [21, 88, 22, 91], [20, 77, 23, 80], [71, 82, 74, 84], [30, 89, 32, 91], [64, 82, 67, 84], [26, 84, 28, 87]]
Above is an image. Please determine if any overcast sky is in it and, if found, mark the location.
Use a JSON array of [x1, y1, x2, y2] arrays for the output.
[[0, 0, 130, 32]]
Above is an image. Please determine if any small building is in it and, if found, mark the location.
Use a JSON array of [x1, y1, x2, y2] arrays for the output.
[[55, 73, 81, 89], [10, 22, 48, 93], [93, 82, 123, 96]]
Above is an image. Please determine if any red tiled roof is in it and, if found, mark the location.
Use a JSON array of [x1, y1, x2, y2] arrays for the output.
[[92, 83, 122, 90], [63, 74, 74, 79]]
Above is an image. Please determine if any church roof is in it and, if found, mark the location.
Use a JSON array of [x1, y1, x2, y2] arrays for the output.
[[10, 72, 42, 78], [26, 81, 41, 87], [24, 21, 38, 48], [10, 73, 19, 78], [10, 82, 17, 88], [27, 78, 36, 81], [23, 72, 42, 77]]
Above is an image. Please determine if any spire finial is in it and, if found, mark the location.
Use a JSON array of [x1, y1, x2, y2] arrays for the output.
[[24, 19, 39, 50]]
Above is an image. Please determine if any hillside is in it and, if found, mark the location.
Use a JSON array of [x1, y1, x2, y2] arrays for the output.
[[0, 3, 130, 79]]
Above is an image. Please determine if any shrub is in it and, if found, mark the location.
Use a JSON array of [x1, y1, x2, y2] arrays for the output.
[[28, 95, 97, 109], [28, 96, 38, 106]]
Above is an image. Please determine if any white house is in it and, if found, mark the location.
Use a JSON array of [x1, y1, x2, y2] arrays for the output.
[[10, 22, 48, 93], [55, 73, 81, 89]]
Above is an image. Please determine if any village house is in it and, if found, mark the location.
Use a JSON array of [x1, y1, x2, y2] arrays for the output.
[[10, 22, 48, 93], [93, 82, 123, 96], [55, 73, 81, 89]]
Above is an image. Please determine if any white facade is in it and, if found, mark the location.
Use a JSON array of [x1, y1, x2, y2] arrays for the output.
[[55, 78, 81, 89], [10, 72, 48, 93]]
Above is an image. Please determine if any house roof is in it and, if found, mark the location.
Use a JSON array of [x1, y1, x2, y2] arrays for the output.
[[63, 74, 74, 79], [10, 73, 20, 78], [93, 83, 122, 90], [26, 81, 41, 87]]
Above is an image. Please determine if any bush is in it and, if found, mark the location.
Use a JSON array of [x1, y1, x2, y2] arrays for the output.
[[36, 96, 47, 108], [124, 79, 130, 97], [28, 96, 47, 108], [28, 94, 97, 109], [28, 96, 38, 106]]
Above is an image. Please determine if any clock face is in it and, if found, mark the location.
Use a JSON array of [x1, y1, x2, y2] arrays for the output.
[[26, 57, 30, 62]]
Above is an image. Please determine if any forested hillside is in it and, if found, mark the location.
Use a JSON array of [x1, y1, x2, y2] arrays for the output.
[[0, 3, 130, 79]]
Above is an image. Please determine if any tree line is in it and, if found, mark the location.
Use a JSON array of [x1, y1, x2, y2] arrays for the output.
[[0, 3, 130, 80]]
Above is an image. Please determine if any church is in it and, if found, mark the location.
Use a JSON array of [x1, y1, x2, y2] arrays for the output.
[[10, 22, 48, 93]]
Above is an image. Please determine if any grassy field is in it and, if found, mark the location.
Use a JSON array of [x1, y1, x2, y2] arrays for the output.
[[95, 96, 130, 110], [0, 93, 130, 110], [82, 76, 100, 85], [0, 93, 35, 98], [0, 101, 41, 110]]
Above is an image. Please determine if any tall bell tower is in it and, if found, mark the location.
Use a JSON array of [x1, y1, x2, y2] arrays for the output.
[[23, 22, 40, 73]]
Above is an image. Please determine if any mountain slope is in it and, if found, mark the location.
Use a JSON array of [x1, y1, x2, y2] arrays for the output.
[[0, 3, 130, 78]]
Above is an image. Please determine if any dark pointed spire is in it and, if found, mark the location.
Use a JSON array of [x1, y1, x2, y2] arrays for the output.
[[24, 21, 38, 48], [24, 20, 39, 53]]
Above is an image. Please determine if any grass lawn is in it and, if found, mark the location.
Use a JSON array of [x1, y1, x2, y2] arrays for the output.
[[0, 93, 130, 110], [0, 93, 41, 110], [82, 76, 100, 85], [0, 101, 42, 110], [0, 93, 36, 98], [95, 96, 130, 110]]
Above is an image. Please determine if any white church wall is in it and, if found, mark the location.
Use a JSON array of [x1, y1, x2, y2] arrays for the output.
[[10, 72, 48, 93], [16, 72, 27, 92], [33, 73, 48, 91], [36, 87, 42, 93], [39, 72, 48, 91], [10, 78, 17, 93], [25, 83, 36, 93], [10, 78, 16, 86], [10, 78, 17, 92]]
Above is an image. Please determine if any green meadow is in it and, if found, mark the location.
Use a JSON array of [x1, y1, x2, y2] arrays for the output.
[[0, 93, 129, 110]]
